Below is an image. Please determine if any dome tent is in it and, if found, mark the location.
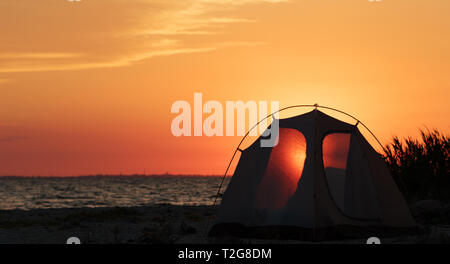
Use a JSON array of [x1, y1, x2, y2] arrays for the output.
[[209, 107, 416, 241]]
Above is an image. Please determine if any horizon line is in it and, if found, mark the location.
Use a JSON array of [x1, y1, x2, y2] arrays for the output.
[[0, 173, 232, 178]]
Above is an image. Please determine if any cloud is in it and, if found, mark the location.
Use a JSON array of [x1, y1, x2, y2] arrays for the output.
[[0, 0, 289, 73], [141, 17, 256, 36], [0, 53, 83, 59], [0, 78, 12, 84], [0, 123, 16, 127], [216, 41, 266, 48], [0, 136, 28, 143], [0, 47, 216, 73], [150, 39, 180, 47]]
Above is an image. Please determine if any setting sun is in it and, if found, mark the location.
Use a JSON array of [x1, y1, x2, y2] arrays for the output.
[[0, 0, 449, 176]]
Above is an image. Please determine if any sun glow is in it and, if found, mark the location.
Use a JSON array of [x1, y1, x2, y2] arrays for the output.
[[323, 133, 351, 170], [256, 128, 307, 209]]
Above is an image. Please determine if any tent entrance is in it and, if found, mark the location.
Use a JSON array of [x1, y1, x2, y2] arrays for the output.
[[255, 128, 307, 209]]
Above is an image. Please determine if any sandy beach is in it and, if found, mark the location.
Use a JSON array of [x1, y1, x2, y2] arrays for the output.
[[0, 203, 448, 244], [0, 205, 213, 244]]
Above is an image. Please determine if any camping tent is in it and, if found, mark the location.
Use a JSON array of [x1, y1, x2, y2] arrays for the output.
[[209, 109, 416, 240]]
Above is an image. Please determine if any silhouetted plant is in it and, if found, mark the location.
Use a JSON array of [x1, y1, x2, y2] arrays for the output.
[[383, 129, 449, 202]]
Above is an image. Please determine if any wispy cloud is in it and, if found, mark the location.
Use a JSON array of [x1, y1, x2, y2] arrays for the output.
[[0, 47, 216, 73], [150, 39, 181, 48], [0, 123, 16, 127], [0, 53, 83, 59], [0, 0, 289, 73], [141, 17, 256, 36], [0, 78, 12, 84], [0, 136, 28, 143]]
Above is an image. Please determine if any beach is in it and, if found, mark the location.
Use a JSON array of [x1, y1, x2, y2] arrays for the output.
[[0, 204, 213, 244], [1, 203, 448, 244]]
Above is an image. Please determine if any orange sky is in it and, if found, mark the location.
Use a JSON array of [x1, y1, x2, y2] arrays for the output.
[[0, 0, 449, 176]]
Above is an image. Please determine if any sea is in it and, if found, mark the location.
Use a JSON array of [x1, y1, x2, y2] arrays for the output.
[[0, 176, 231, 211]]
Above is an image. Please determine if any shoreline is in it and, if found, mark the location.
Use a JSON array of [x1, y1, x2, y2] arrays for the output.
[[0, 204, 213, 244], [0, 175, 232, 179], [0, 203, 448, 244]]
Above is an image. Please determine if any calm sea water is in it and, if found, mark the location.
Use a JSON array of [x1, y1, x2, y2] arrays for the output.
[[0, 176, 230, 210]]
